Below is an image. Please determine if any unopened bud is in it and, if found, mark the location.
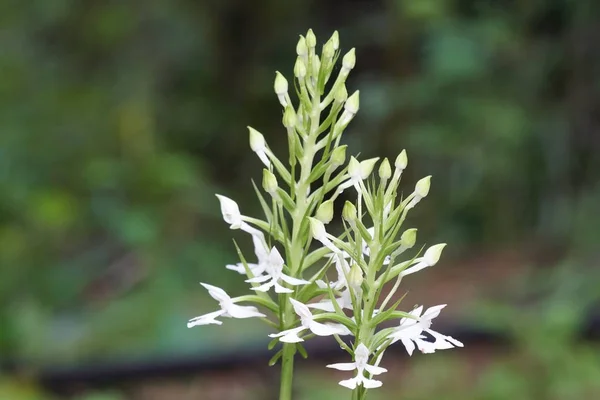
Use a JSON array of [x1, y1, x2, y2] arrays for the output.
[[312, 55, 321, 76], [359, 158, 379, 180], [342, 201, 357, 222], [283, 107, 296, 128], [348, 262, 363, 291], [423, 243, 446, 267], [400, 228, 417, 249], [262, 169, 278, 194], [330, 145, 347, 168], [316, 200, 334, 224], [306, 29, 317, 48], [323, 40, 335, 59], [294, 57, 307, 78], [379, 158, 392, 181], [296, 36, 308, 57], [395, 150, 408, 171], [274, 72, 288, 95], [415, 176, 431, 198], [330, 31, 339, 50], [345, 91, 360, 115], [334, 85, 348, 104], [342, 48, 356, 72], [309, 217, 327, 241], [348, 157, 361, 178], [248, 127, 266, 152]]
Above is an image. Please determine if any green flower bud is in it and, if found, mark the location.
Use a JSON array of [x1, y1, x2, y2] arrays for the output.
[[379, 158, 392, 181], [312, 55, 321, 76], [316, 200, 334, 224], [342, 48, 356, 72], [283, 106, 296, 128], [334, 85, 348, 104], [274, 71, 288, 95], [359, 157, 379, 179], [348, 156, 361, 178], [331, 31, 339, 51], [400, 228, 417, 249], [262, 169, 278, 194], [330, 145, 347, 168], [294, 57, 307, 78], [348, 262, 363, 291], [415, 176, 431, 198], [342, 201, 357, 222], [395, 149, 408, 171], [345, 90, 360, 114], [248, 126, 265, 152], [306, 29, 317, 48], [296, 36, 308, 57], [309, 217, 327, 241], [323, 40, 335, 59]]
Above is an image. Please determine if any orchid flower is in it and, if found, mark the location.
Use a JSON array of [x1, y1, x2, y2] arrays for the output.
[[399, 243, 446, 277], [327, 343, 387, 389], [215, 194, 262, 236], [387, 304, 463, 355], [246, 247, 309, 293], [187, 283, 265, 328], [269, 298, 352, 343], [226, 232, 270, 275]]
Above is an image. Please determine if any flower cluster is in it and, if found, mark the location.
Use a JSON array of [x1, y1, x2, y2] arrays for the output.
[[187, 29, 463, 399]]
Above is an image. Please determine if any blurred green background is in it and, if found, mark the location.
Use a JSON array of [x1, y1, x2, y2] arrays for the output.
[[1, 0, 599, 399]]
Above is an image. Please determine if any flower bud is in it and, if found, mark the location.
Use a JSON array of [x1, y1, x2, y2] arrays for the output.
[[262, 169, 278, 194], [316, 200, 334, 224], [294, 57, 307, 78], [345, 91, 360, 115], [400, 228, 417, 249], [248, 127, 266, 152], [379, 158, 391, 181], [359, 158, 379, 180], [274, 72, 288, 107], [309, 217, 327, 241], [415, 176, 431, 198], [306, 29, 317, 48], [296, 36, 308, 57], [330, 145, 347, 168], [312, 55, 321, 76], [323, 40, 335, 59], [423, 243, 446, 267], [330, 31, 339, 51], [334, 84, 348, 104], [283, 106, 296, 128], [342, 201, 357, 222], [342, 48, 356, 72], [348, 262, 363, 291], [395, 150, 408, 171], [348, 157, 361, 178]]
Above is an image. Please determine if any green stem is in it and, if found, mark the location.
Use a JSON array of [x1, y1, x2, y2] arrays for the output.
[[279, 342, 296, 400]]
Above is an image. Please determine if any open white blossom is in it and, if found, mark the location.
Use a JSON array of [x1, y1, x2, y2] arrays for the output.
[[399, 243, 446, 277], [316, 253, 350, 291], [327, 343, 387, 389], [387, 304, 463, 355], [269, 298, 352, 343], [226, 232, 269, 275], [246, 247, 309, 293], [187, 283, 265, 328]]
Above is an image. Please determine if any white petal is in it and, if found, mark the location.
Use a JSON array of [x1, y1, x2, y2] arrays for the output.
[[225, 303, 266, 319], [251, 281, 274, 292], [364, 364, 387, 375], [307, 300, 335, 312], [308, 321, 347, 337], [280, 273, 310, 286], [239, 221, 263, 237], [422, 304, 446, 320], [338, 378, 358, 389], [200, 283, 230, 302], [315, 280, 328, 289], [269, 326, 306, 343], [361, 378, 383, 389], [289, 298, 313, 320], [246, 274, 271, 283], [225, 263, 246, 273], [326, 362, 357, 371], [399, 261, 428, 277], [401, 338, 416, 356], [187, 310, 225, 327], [274, 282, 294, 293], [215, 194, 243, 229], [256, 149, 271, 167], [268, 247, 285, 269]]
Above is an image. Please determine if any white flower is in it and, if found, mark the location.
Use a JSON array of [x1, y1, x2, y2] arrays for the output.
[[246, 247, 309, 293], [269, 298, 352, 343], [226, 232, 269, 275], [308, 288, 353, 312], [248, 127, 271, 167], [327, 343, 387, 389], [387, 304, 463, 355], [215, 194, 261, 236], [399, 243, 446, 277], [187, 283, 265, 328], [316, 253, 350, 291], [309, 217, 340, 254]]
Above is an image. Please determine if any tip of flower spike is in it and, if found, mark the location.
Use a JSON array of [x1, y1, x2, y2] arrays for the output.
[[415, 175, 431, 198]]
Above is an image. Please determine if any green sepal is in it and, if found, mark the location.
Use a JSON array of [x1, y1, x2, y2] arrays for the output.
[[296, 342, 308, 359], [268, 337, 280, 350], [268, 349, 283, 366]]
